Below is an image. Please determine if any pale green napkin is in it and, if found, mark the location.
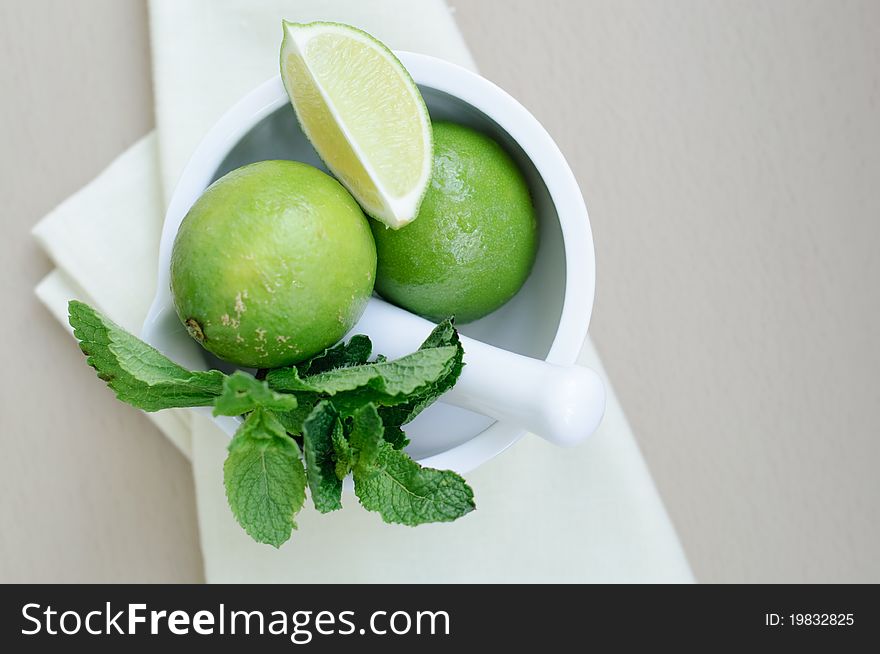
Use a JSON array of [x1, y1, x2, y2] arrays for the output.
[[33, 0, 692, 582]]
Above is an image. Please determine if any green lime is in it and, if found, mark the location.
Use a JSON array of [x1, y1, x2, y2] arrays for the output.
[[280, 21, 432, 229], [170, 160, 376, 368], [370, 122, 537, 323]]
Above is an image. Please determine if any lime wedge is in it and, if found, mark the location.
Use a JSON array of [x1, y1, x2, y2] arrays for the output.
[[280, 21, 432, 229]]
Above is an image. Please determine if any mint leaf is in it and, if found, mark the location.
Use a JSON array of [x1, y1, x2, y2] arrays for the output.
[[223, 408, 306, 547], [69, 300, 224, 411], [266, 346, 458, 413], [354, 442, 475, 526], [302, 402, 343, 513], [318, 388, 409, 418], [349, 403, 384, 474], [379, 318, 464, 428], [213, 370, 297, 417], [297, 334, 372, 375], [266, 321, 463, 423]]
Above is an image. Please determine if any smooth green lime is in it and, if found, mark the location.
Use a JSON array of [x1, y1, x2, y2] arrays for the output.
[[280, 21, 432, 229], [170, 160, 376, 368], [371, 122, 537, 324]]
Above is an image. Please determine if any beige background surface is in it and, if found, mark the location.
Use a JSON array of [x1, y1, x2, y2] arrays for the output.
[[1, 0, 878, 583]]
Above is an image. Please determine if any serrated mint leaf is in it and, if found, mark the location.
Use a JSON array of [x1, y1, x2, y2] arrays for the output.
[[69, 300, 224, 411], [302, 402, 343, 513], [354, 442, 475, 526], [267, 345, 457, 400], [223, 408, 306, 547], [213, 370, 297, 417], [319, 386, 412, 418], [379, 318, 464, 427], [349, 403, 383, 474], [297, 334, 372, 375]]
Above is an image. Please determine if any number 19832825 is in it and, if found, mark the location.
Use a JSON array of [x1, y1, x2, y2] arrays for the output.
[[765, 613, 854, 626]]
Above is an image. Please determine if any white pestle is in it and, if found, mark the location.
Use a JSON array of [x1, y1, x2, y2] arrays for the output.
[[351, 297, 606, 447]]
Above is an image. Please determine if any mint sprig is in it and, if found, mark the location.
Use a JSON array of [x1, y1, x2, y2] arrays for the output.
[[69, 300, 475, 547]]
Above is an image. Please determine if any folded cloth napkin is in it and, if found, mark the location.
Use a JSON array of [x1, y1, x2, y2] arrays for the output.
[[33, 0, 693, 582]]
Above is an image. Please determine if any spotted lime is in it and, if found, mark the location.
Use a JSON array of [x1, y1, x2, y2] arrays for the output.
[[170, 160, 376, 368]]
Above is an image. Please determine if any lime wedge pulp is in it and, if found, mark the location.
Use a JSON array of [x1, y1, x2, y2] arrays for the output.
[[280, 21, 432, 229]]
